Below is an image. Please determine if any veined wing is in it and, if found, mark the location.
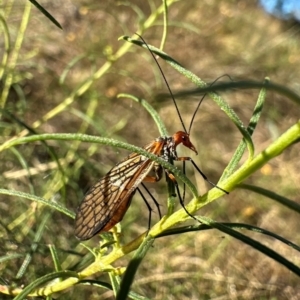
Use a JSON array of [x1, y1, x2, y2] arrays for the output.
[[74, 140, 164, 240]]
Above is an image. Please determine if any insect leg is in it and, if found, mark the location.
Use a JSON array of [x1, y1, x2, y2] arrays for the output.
[[138, 164, 163, 228], [141, 183, 162, 219], [142, 162, 163, 183], [182, 160, 186, 200], [164, 171, 201, 224], [177, 157, 229, 194], [137, 187, 153, 231]]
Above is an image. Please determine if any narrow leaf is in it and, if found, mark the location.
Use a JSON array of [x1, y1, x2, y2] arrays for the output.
[[116, 235, 154, 300], [28, 0, 62, 29]]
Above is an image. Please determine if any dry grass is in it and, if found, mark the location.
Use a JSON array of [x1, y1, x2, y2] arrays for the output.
[[0, 0, 300, 299]]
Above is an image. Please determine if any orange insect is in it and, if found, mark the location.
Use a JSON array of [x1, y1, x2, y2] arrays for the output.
[[74, 37, 227, 240]]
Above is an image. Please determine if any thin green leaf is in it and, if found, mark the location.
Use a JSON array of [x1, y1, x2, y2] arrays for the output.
[[0, 14, 10, 80], [59, 54, 86, 84], [122, 36, 255, 160], [127, 291, 151, 300], [165, 80, 300, 106], [238, 183, 300, 214], [160, 0, 168, 50], [77, 279, 112, 290], [247, 79, 268, 136], [109, 272, 121, 297], [28, 0, 62, 29], [2, 109, 67, 198], [78, 279, 150, 300], [198, 217, 300, 276], [220, 121, 300, 193], [49, 244, 62, 273], [0, 133, 198, 198], [221, 78, 268, 180], [16, 210, 52, 279], [13, 271, 78, 300], [0, 189, 74, 219], [9, 147, 35, 194], [0, 1, 31, 111], [116, 235, 154, 300], [118, 93, 168, 136], [0, 254, 24, 263], [157, 222, 300, 252]]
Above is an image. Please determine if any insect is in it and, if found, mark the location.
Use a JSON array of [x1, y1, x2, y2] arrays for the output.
[[74, 37, 228, 240]]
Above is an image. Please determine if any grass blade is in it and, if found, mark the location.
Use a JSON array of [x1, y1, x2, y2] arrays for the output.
[[157, 222, 300, 252], [122, 35, 255, 160], [238, 183, 300, 214], [221, 78, 268, 179], [116, 235, 154, 300], [198, 217, 300, 276], [28, 0, 62, 29], [118, 93, 168, 136], [0, 189, 74, 218]]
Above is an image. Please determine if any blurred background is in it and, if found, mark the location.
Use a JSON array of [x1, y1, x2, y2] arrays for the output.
[[1, 0, 300, 299]]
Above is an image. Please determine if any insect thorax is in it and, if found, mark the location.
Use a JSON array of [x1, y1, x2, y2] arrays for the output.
[[156, 136, 177, 162]]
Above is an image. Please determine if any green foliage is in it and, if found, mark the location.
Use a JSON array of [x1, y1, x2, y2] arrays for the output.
[[0, 0, 299, 299]]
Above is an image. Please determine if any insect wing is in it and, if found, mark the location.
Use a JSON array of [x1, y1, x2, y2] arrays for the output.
[[74, 141, 164, 240]]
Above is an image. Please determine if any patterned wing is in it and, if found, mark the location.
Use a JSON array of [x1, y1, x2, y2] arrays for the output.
[[74, 141, 164, 240]]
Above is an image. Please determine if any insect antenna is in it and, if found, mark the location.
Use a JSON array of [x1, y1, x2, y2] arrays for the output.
[[182, 75, 231, 200], [136, 35, 228, 226], [187, 74, 233, 134], [135, 34, 187, 133]]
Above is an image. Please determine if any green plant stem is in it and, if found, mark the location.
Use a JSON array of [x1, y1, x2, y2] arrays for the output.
[[221, 79, 268, 180], [122, 36, 255, 158], [225, 121, 300, 187], [0, 1, 31, 112], [0, 0, 177, 150], [160, 0, 168, 50], [2, 121, 299, 296], [118, 94, 168, 136], [0, 14, 10, 79], [0, 133, 198, 197], [181, 120, 300, 213]]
